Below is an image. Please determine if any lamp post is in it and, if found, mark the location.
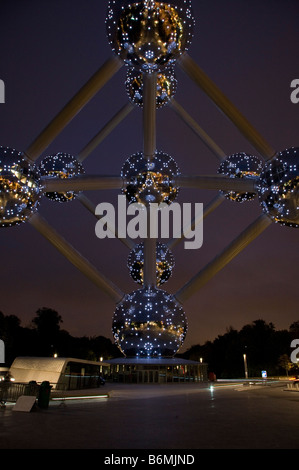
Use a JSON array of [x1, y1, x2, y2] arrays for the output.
[[243, 353, 248, 379]]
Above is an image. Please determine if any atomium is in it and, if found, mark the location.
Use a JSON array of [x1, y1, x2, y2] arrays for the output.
[[126, 67, 177, 108], [106, 0, 195, 72], [258, 147, 299, 227], [121, 151, 180, 205], [39, 152, 85, 203], [128, 242, 175, 286], [112, 287, 187, 357], [0, 146, 41, 227], [1, 2, 298, 362], [218, 152, 264, 203]]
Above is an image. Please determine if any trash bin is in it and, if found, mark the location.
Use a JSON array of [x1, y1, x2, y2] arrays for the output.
[[37, 381, 52, 409]]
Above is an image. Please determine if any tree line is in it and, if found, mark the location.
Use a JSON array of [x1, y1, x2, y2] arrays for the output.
[[180, 319, 299, 378], [0, 307, 119, 367], [1, 308, 298, 378]]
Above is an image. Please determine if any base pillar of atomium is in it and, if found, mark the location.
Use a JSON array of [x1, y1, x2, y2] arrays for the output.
[[104, 357, 208, 384]]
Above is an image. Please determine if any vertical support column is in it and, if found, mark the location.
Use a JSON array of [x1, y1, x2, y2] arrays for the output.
[[143, 72, 157, 161], [143, 72, 157, 288], [144, 206, 157, 288]]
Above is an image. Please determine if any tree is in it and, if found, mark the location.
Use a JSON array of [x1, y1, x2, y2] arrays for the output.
[[278, 354, 292, 377], [32, 307, 63, 356], [183, 319, 294, 378], [289, 321, 299, 339]]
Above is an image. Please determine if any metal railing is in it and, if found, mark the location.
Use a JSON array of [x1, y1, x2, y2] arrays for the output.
[[0, 381, 39, 405]]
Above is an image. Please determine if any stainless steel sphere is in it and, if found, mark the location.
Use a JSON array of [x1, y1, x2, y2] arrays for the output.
[[112, 287, 187, 357], [126, 67, 177, 108], [106, 0, 195, 72], [39, 152, 84, 203], [0, 146, 41, 227], [258, 147, 299, 227], [218, 152, 263, 203], [128, 242, 175, 285], [121, 151, 180, 205]]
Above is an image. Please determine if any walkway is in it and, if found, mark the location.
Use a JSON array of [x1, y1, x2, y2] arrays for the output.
[[1, 381, 298, 450]]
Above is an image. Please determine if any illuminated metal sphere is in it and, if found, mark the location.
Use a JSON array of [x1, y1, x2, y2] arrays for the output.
[[128, 242, 175, 286], [0, 146, 41, 228], [126, 67, 177, 108], [218, 152, 263, 203], [39, 152, 84, 203], [106, 0, 195, 72], [112, 287, 187, 357], [257, 147, 299, 228], [121, 151, 180, 205]]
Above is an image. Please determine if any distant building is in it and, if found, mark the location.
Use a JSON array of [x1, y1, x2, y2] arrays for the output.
[[105, 357, 207, 384]]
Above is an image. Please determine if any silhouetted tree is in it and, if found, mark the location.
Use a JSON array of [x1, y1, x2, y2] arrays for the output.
[[289, 321, 299, 340], [183, 319, 295, 378], [2, 308, 298, 373], [31, 307, 63, 356], [278, 354, 292, 376]]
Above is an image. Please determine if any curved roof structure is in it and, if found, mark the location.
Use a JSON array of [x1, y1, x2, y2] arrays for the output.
[[9, 357, 107, 386]]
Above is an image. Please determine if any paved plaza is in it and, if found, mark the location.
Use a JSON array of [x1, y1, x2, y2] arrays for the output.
[[1, 381, 299, 450]]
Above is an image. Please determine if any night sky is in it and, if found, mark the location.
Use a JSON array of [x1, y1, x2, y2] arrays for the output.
[[0, 0, 298, 353]]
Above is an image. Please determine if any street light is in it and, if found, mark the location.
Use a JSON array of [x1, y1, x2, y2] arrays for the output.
[[243, 353, 248, 379]]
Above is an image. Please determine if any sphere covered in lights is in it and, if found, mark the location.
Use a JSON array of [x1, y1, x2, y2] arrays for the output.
[[106, 0, 195, 72], [112, 287, 187, 357], [218, 152, 263, 203], [121, 151, 180, 205], [0, 146, 41, 228], [257, 147, 299, 227], [40, 152, 84, 203], [126, 67, 177, 108], [128, 242, 175, 286]]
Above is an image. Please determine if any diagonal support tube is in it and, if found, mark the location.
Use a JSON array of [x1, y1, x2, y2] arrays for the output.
[[178, 54, 276, 160], [25, 56, 123, 162], [167, 193, 225, 250], [169, 99, 226, 161], [77, 193, 135, 250], [29, 212, 124, 303], [175, 213, 272, 304], [77, 102, 134, 162]]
